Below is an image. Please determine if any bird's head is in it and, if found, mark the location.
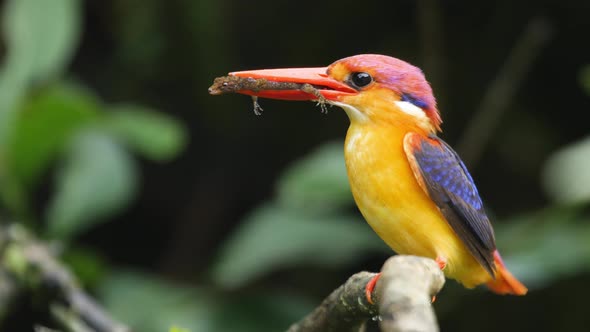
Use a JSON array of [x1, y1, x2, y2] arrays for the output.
[[230, 54, 442, 133]]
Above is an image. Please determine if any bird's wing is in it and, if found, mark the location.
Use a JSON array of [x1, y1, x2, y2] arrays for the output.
[[404, 132, 496, 276]]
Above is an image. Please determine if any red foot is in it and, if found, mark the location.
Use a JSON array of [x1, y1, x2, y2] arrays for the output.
[[435, 256, 447, 270], [431, 256, 446, 304], [365, 273, 381, 304]]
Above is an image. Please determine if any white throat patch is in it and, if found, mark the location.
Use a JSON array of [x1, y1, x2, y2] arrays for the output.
[[394, 100, 433, 131], [394, 100, 427, 118]]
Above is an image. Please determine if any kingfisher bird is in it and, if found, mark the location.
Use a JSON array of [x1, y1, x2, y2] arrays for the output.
[[220, 54, 527, 297]]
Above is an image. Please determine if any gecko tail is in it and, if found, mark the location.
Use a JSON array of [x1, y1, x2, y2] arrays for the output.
[[486, 250, 528, 295]]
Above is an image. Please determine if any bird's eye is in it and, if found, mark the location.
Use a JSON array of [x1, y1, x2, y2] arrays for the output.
[[349, 72, 373, 89]]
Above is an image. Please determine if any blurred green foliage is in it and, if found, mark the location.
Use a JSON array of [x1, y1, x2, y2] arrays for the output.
[[9, 83, 100, 189], [1, 0, 590, 331], [0, 0, 186, 328], [100, 270, 313, 332], [212, 202, 386, 288], [0, 0, 186, 238], [212, 142, 386, 288], [0, 0, 79, 150], [46, 128, 138, 239], [169, 326, 191, 332], [276, 142, 354, 211]]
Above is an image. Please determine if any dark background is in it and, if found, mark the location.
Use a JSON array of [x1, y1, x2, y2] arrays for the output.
[[2, 0, 590, 331]]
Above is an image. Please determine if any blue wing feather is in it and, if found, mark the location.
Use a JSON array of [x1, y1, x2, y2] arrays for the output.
[[404, 133, 496, 275]]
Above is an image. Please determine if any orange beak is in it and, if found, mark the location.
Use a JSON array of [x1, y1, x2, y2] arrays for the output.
[[230, 67, 357, 101]]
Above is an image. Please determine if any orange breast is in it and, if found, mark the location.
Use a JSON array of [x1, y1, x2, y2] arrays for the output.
[[344, 121, 492, 288]]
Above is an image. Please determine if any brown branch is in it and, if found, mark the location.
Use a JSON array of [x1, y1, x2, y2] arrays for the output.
[[0, 224, 130, 332], [376, 256, 445, 332], [286, 256, 445, 332], [456, 17, 553, 166]]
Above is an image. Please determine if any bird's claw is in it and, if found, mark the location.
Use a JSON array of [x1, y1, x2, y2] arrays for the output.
[[251, 96, 264, 115], [300, 83, 328, 114], [365, 273, 381, 305], [435, 256, 447, 270]]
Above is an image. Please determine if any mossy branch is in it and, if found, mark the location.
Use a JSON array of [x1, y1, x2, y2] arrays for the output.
[[0, 223, 130, 332]]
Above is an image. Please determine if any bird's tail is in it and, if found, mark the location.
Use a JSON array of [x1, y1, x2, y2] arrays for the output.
[[486, 250, 528, 295]]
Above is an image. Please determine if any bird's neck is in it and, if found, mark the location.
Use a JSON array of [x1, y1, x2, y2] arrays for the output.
[[345, 109, 435, 138]]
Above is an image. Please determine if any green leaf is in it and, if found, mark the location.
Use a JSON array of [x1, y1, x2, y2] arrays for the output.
[[211, 203, 385, 288], [46, 130, 137, 239], [542, 136, 590, 204], [8, 83, 100, 188], [2, 0, 80, 84], [0, 0, 80, 141], [105, 105, 187, 162], [276, 141, 353, 212], [2, 82, 99, 218]]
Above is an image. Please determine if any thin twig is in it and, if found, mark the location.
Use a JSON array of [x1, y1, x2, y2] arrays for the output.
[[456, 17, 553, 166]]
